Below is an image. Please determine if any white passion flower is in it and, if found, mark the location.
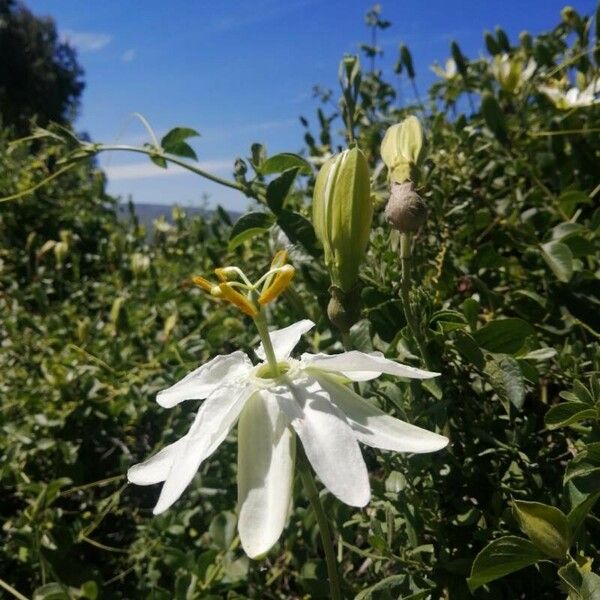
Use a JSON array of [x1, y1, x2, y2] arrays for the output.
[[539, 79, 600, 109], [128, 319, 449, 558]]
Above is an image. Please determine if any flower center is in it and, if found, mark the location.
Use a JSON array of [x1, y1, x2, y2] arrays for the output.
[[254, 361, 291, 380]]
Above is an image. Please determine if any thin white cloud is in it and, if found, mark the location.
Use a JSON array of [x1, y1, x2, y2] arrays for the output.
[[61, 30, 112, 52], [121, 49, 136, 63], [211, 0, 317, 32], [104, 160, 233, 181]]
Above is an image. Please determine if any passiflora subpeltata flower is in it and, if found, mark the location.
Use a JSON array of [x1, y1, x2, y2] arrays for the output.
[[128, 253, 448, 558], [128, 319, 448, 557]]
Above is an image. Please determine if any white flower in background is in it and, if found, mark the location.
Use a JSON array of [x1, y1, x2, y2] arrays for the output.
[[539, 79, 600, 109], [128, 320, 448, 558], [431, 58, 457, 80], [490, 54, 536, 93]]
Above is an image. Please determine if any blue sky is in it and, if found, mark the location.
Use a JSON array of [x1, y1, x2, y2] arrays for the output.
[[28, 0, 597, 212]]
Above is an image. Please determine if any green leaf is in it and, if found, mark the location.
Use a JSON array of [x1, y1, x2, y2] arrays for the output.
[[453, 330, 485, 370], [573, 380, 595, 405], [266, 167, 299, 213], [484, 354, 525, 409], [209, 510, 237, 551], [354, 575, 406, 599], [557, 561, 600, 600], [276, 209, 318, 254], [512, 500, 570, 558], [557, 190, 591, 219], [481, 92, 507, 143], [467, 536, 544, 592], [568, 491, 600, 535], [473, 318, 534, 354], [564, 443, 600, 485], [261, 152, 312, 175], [33, 583, 69, 599], [228, 212, 274, 251], [521, 347, 557, 361], [540, 241, 573, 283], [545, 402, 597, 429], [558, 561, 584, 596], [160, 127, 200, 159], [581, 572, 600, 600]]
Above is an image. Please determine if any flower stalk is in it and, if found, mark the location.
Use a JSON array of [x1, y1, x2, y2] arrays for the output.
[[399, 233, 434, 371], [253, 311, 280, 377], [297, 448, 343, 600]]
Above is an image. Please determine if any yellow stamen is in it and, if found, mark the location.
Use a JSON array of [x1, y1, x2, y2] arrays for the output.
[[258, 265, 295, 305], [270, 250, 288, 269], [219, 283, 258, 317], [192, 276, 214, 292], [261, 250, 289, 292]]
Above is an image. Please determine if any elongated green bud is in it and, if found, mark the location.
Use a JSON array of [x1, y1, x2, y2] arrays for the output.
[[380, 115, 424, 183], [312, 147, 372, 293]]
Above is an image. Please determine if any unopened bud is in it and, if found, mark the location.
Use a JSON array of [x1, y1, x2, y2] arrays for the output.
[[53, 241, 69, 267], [384, 181, 428, 233], [519, 30, 532, 50], [380, 115, 424, 183], [312, 147, 372, 293], [561, 6, 578, 26]]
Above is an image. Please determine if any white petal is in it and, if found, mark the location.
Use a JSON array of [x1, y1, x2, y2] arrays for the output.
[[276, 377, 370, 507], [153, 384, 254, 514], [565, 87, 580, 105], [237, 391, 295, 558], [256, 319, 315, 361], [317, 375, 449, 453], [302, 350, 439, 381], [157, 351, 252, 408], [127, 437, 187, 485]]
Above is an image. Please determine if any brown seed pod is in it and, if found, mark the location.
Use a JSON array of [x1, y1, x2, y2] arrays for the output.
[[384, 181, 428, 233]]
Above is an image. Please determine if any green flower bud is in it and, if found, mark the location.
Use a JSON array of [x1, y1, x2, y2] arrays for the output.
[[519, 31, 532, 50], [380, 115, 424, 183], [53, 241, 69, 267], [384, 181, 428, 233], [312, 147, 372, 293], [561, 6, 578, 26]]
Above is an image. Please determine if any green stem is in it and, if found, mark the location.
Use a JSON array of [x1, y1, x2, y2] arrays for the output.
[[253, 311, 279, 377], [84, 144, 250, 196], [0, 577, 29, 600], [297, 450, 342, 600], [399, 233, 433, 370]]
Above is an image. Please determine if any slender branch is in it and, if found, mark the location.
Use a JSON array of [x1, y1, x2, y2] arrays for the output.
[[87, 144, 248, 195], [0, 578, 29, 600], [0, 162, 78, 203], [399, 233, 433, 370], [297, 449, 342, 600]]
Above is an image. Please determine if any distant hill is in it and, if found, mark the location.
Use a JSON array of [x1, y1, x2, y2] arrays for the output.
[[118, 203, 240, 229]]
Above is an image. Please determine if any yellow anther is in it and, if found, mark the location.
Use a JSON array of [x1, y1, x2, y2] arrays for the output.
[[261, 250, 289, 292], [210, 285, 224, 298], [270, 250, 288, 269], [219, 283, 259, 317], [258, 265, 295, 305], [192, 276, 214, 292]]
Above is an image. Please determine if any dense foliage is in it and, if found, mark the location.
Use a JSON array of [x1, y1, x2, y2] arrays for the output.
[[1, 4, 599, 599]]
